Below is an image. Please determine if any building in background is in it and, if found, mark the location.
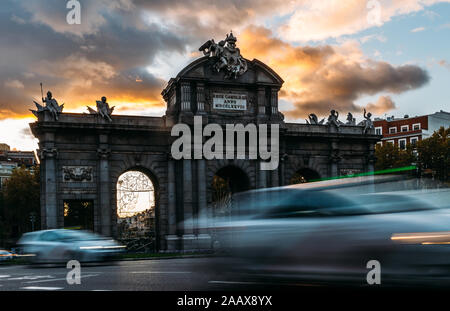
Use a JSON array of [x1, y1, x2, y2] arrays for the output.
[[0, 143, 38, 189], [4, 150, 37, 167], [0, 161, 18, 190], [0, 144, 10, 152], [373, 110, 450, 149]]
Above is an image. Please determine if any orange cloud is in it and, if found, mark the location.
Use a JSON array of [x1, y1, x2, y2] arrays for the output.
[[279, 0, 450, 42], [238, 26, 429, 119], [365, 96, 396, 114]]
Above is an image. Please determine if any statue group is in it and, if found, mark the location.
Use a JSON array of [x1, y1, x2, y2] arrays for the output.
[[306, 109, 374, 134], [31, 90, 64, 121], [199, 32, 248, 79], [87, 96, 115, 122], [30, 88, 114, 122]]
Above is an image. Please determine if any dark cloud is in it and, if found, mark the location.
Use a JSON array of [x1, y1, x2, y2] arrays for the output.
[[19, 127, 34, 140], [0, 0, 188, 118], [284, 61, 429, 119], [0, 0, 433, 121]]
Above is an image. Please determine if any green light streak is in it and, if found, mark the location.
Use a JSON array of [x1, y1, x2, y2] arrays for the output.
[[309, 165, 417, 182]]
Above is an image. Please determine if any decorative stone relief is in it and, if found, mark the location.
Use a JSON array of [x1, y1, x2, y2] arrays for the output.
[[63, 166, 93, 182]]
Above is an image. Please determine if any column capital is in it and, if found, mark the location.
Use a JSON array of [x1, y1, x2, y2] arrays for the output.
[[97, 147, 111, 159], [329, 150, 342, 163], [366, 153, 376, 164], [40, 148, 58, 159]]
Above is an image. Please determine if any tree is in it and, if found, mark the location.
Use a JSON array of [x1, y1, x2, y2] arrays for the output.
[[416, 126, 450, 182], [375, 126, 449, 183], [0, 190, 6, 247], [375, 142, 415, 171], [2, 166, 40, 242]]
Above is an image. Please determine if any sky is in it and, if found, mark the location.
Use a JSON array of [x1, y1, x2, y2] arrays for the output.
[[0, 0, 449, 151]]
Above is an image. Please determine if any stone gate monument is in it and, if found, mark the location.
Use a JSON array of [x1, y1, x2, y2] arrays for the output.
[[30, 33, 380, 251]]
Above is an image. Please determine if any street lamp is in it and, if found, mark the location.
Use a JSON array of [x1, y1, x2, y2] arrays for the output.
[[29, 212, 37, 231]]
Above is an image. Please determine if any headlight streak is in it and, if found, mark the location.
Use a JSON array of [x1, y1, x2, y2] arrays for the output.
[[79, 245, 126, 250], [391, 231, 450, 244]]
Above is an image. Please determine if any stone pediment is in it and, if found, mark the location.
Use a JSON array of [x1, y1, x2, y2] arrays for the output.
[[161, 34, 284, 123], [170, 57, 283, 86]]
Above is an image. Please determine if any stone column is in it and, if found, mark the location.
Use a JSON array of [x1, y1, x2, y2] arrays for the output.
[[258, 161, 267, 188], [196, 83, 206, 114], [196, 159, 210, 249], [97, 135, 111, 236], [367, 143, 376, 174], [257, 87, 266, 116], [166, 158, 178, 250], [280, 156, 286, 186], [180, 82, 191, 112], [270, 88, 278, 116], [182, 159, 195, 250], [42, 141, 58, 229], [271, 166, 279, 187], [329, 139, 341, 178], [367, 143, 376, 192], [330, 158, 339, 178]]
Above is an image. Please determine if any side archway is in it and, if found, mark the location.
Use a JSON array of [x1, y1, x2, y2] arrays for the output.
[[289, 168, 321, 184]]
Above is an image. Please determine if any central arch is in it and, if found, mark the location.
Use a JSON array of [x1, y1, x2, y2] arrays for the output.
[[214, 165, 250, 195], [210, 165, 250, 216], [114, 167, 160, 252]]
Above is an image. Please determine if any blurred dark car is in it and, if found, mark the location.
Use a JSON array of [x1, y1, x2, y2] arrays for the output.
[[205, 184, 450, 286], [0, 250, 14, 261], [17, 229, 125, 264]]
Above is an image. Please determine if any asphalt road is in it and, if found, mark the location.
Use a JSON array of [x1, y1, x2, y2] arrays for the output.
[[1, 257, 439, 292], [0, 258, 227, 291], [1, 258, 435, 311], [0, 257, 302, 291]]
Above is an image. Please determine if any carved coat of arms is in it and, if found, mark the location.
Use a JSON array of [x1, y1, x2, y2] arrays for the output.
[[199, 32, 248, 79]]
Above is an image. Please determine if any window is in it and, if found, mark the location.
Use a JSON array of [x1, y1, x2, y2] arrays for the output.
[[387, 140, 394, 145], [389, 127, 397, 134], [375, 127, 382, 135], [410, 137, 418, 146], [376, 142, 383, 147], [401, 125, 409, 132], [259, 191, 357, 219], [399, 138, 406, 150], [40, 231, 59, 241], [413, 123, 421, 131]]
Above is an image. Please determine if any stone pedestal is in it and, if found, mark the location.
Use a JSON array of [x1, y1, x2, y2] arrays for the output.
[[165, 234, 180, 251], [182, 234, 197, 251]]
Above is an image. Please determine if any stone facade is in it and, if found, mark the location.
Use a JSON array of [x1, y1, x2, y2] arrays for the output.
[[30, 55, 380, 252]]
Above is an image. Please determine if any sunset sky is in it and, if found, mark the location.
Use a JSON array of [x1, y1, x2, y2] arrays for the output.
[[0, 0, 449, 150]]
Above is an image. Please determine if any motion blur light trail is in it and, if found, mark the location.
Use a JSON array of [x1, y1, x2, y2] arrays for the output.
[[309, 165, 417, 182], [391, 231, 450, 244]]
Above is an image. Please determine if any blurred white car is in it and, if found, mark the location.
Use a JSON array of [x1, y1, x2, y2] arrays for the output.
[[17, 229, 125, 264], [203, 186, 450, 286], [0, 250, 14, 261]]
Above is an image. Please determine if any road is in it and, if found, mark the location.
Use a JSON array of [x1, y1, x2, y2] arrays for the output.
[[0, 257, 296, 291], [1, 257, 435, 292], [0, 258, 215, 291]]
